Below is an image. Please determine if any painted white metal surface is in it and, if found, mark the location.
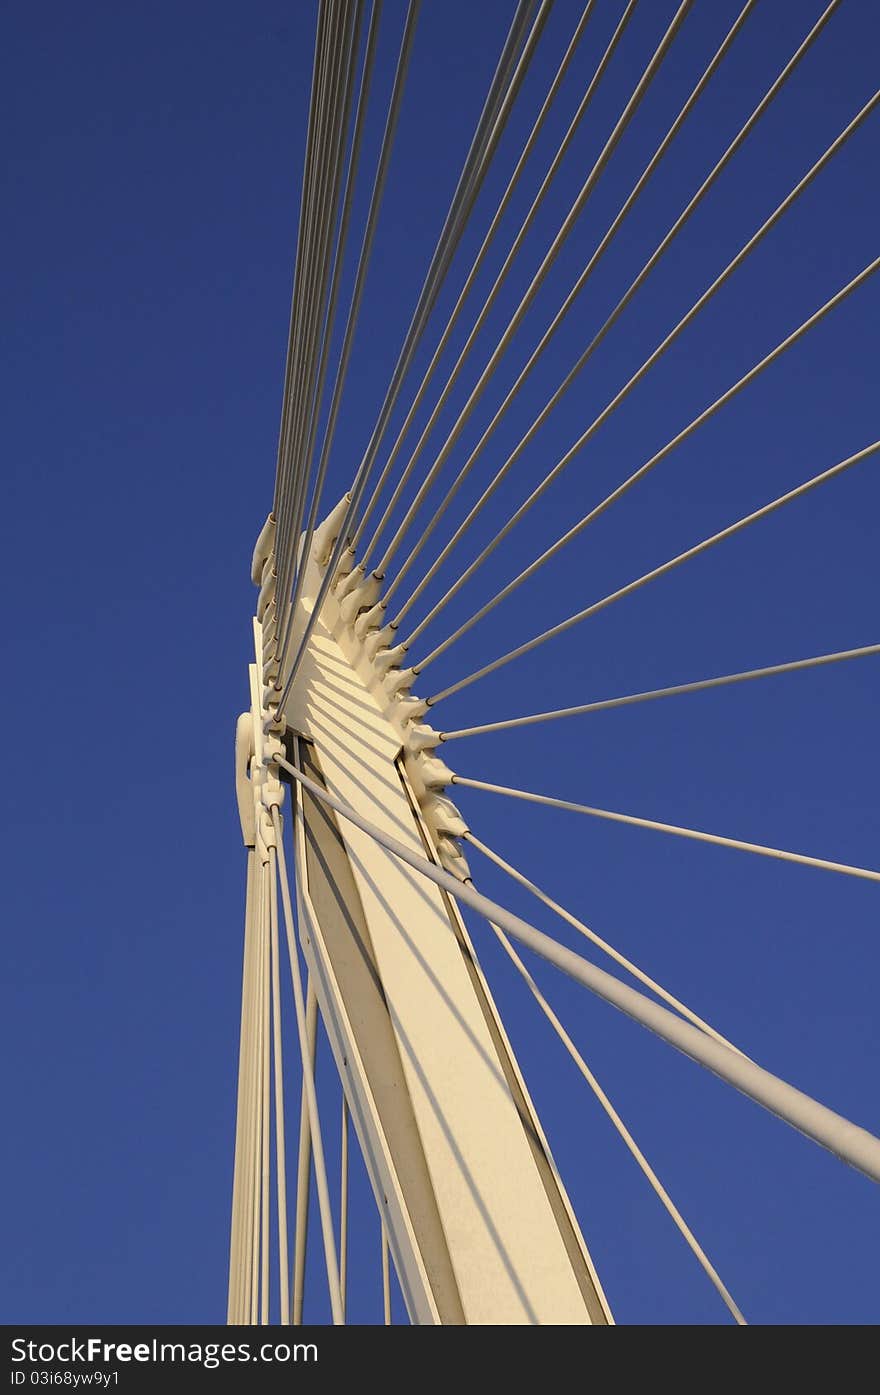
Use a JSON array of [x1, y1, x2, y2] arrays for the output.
[[280, 537, 610, 1325], [293, 807, 445, 1325]]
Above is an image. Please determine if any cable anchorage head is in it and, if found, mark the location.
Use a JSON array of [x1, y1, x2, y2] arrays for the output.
[[289, 499, 471, 878]]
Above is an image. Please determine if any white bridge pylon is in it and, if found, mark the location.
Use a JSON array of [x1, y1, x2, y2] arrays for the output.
[[235, 496, 880, 1326], [271, 504, 611, 1325], [229, 1, 880, 1324]]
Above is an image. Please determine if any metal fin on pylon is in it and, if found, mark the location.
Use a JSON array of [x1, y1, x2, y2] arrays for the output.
[[312, 494, 350, 567], [256, 558, 276, 621], [364, 623, 397, 660], [250, 512, 276, 585], [340, 570, 383, 625], [274, 501, 610, 1326], [354, 601, 388, 638], [296, 508, 474, 882], [234, 713, 256, 847], [304, 515, 478, 888]]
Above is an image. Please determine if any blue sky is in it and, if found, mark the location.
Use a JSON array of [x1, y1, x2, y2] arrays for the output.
[[2, 0, 878, 1325]]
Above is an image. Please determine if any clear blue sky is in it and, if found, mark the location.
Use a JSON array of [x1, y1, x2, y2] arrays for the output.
[[2, 0, 878, 1325]]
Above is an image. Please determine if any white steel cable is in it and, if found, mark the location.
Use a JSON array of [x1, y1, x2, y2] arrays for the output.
[[271, 752, 880, 1185], [381, 1224, 391, 1325], [275, 3, 365, 636], [268, 846, 291, 1326], [227, 852, 250, 1320], [487, 917, 746, 1323], [291, 980, 319, 1326], [340, 1097, 349, 1321], [247, 862, 266, 1323], [270, 1, 336, 620], [464, 831, 743, 1054], [490, 913, 747, 1323], [277, 1, 378, 626], [439, 643, 880, 740], [273, 0, 535, 709], [274, 0, 540, 716], [274, 0, 394, 575], [275, 1, 358, 565], [456, 777, 880, 886], [273, 0, 420, 676], [242, 853, 262, 1324], [273, 12, 356, 669], [243, 861, 262, 1322], [397, 6, 860, 640], [421, 292, 880, 692], [251, 859, 271, 1322], [371, 0, 692, 580], [228, 850, 259, 1322], [282, 0, 363, 503], [345, 0, 596, 568], [272, 0, 335, 517], [357, 0, 631, 568], [345, 0, 547, 554], [243, 0, 880, 1323], [426, 438, 879, 701], [384, 0, 761, 608], [260, 858, 271, 1324], [275, 1, 385, 667], [272, 803, 345, 1324]]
